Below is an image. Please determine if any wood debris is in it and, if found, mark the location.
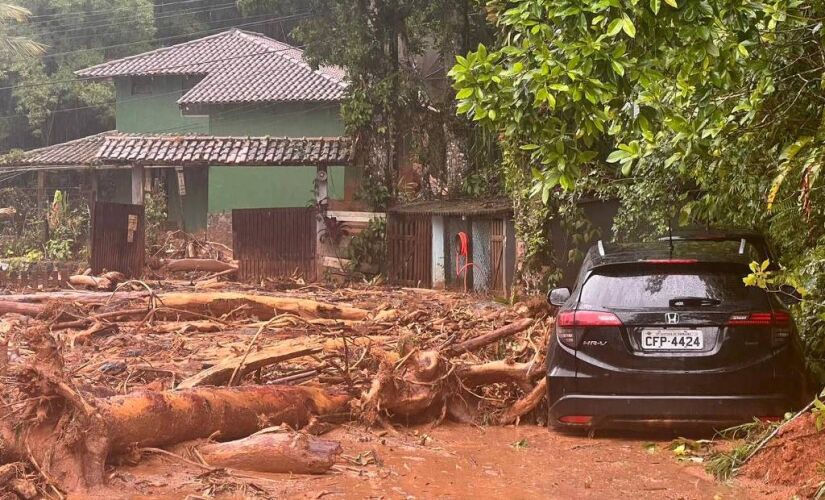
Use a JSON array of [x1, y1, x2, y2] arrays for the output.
[[0, 280, 553, 495]]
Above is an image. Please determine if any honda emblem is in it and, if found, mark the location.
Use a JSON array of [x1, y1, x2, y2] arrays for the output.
[[666, 312, 680, 324]]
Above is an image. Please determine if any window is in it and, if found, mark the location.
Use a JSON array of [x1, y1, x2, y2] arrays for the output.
[[131, 77, 152, 95], [579, 264, 770, 309]]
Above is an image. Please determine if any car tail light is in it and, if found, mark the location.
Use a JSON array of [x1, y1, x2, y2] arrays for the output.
[[556, 310, 622, 348], [559, 415, 593, 425], [558, 311, 623, 327], [727, 311, 793, 346]]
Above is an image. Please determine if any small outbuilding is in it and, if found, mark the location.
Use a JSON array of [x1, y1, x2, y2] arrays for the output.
[[387, 199, 516, 295]]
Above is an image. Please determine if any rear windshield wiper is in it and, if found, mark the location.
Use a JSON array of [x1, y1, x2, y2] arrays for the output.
[[669, 297, 721, 308]]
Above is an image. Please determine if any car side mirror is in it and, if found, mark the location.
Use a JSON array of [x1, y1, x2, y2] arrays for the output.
[[548, 287, 571, 307], [778, 284, 803, 306]]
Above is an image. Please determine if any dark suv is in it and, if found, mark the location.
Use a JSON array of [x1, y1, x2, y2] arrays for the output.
[[546, 234, 809, 429]]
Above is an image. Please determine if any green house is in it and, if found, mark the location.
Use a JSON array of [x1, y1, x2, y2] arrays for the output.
[[2, 29, 360, 244]]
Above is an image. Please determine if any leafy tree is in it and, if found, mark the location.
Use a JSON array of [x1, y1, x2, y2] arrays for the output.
[[0, 0, 156, 149], [452, 0, 825, 372], [238, 0, 496, 208]]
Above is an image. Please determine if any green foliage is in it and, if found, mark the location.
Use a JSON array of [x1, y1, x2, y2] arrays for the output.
[[742, 260, 774, 289], [346, 217, 386, 277], [144, 179, 168, 254], [0, 0, 155, 149], [44, 189, 88, 261], [452, 0, 825, 374], [238, 0, 497, 199], [705, 419, 778, 480]]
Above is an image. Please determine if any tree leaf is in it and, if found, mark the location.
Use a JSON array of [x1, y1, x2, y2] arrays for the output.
[[664, 0, 678, 7], [611, 60, 625, 76], [650, 0, 661, 14], [622, 15, 636, 38], [607, 18, 623, 36], [767, 161, 792, 210], [606, 150, 630, 162], [456, 88, 474, 99], [621, 160, 633, 176]]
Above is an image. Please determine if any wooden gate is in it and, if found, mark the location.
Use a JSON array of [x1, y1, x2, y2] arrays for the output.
[[233, 207, 317, 282], [387, 214, 432, 287], [90, 202, 145, 277], [490, 219, 505, 293]]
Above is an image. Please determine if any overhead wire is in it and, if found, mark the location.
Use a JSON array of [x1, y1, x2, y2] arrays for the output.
[[24, 0, 229, 23], [14, 2, 241, 39], [36, 13, 311, 61]]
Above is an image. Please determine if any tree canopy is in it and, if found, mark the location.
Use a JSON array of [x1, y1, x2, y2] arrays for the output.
[[239, 0, 497, 208], [451, 0, 825, 373]]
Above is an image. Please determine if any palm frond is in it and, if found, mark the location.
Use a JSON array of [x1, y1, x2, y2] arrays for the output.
[[0, 35, 44, 57], [0, 3, 31, 23]]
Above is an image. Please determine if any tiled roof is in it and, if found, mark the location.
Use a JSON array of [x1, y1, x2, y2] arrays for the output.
[[97, 135, 353, 166], [389, 198, 513, 217], [0, 132, 115, 169], [76, 29, 346, 104], [0, 133, 353, 169]]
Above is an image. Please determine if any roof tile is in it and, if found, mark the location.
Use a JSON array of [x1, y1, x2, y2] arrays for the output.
[[76, 29, 346, 104], [0, 133, 353, 168]]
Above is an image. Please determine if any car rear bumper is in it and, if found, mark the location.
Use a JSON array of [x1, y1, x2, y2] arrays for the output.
[[548, 392, 797, 429]]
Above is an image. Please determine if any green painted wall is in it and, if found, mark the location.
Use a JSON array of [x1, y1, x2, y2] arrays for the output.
[[115, 77, 209, 134], [166, 168, 209, 232], [112, 78, 348, 231], [115, 76, 210, 231], [206, 102, 347, 213], [208, 165, 345, 212], [208, 103, 343, 136]]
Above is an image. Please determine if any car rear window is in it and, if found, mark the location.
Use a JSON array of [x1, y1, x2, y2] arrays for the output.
[[579, 264, 771, 309]]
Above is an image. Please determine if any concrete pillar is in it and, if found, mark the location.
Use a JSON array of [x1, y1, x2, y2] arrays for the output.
[[131, 165, 145, 205], [89, 169, 98, 204], [431, 216, 445, 288]]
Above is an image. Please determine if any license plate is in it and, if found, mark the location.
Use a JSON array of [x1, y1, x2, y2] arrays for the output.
[[641, 329, 703, 350]]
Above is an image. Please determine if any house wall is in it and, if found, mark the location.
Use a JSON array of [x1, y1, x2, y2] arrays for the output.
[[115, 77, 209, 134], [207, 103, 347, 211], [112, 77, 356, 239]]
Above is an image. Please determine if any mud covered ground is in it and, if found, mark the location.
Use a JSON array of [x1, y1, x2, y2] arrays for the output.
[[87, 423, 790, 499]]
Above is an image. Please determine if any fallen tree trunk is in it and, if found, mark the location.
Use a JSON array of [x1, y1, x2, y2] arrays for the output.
[[156, 292, 369, 321], [165, 259, 238, 273], [176, 341, 323, 388], [150, 320, 223, 334], [455, 360, 540, 391], [197, 432, 341, 474], [53, 308, 150, 330], [68, 272, 126, 291], [101, 385, 350, 452], [3, 384, 350, 491], [446, 318, 534, 356], [497, 377, 548, 425], [0, 290, 150, 304], [0, 301, 45, 317]]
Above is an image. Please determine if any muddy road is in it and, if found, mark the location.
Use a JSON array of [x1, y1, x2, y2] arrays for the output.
[[102, 424, 781, 499]]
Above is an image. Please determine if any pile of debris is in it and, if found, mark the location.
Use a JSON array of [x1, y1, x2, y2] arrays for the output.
[[0, 284, 552, 496]]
